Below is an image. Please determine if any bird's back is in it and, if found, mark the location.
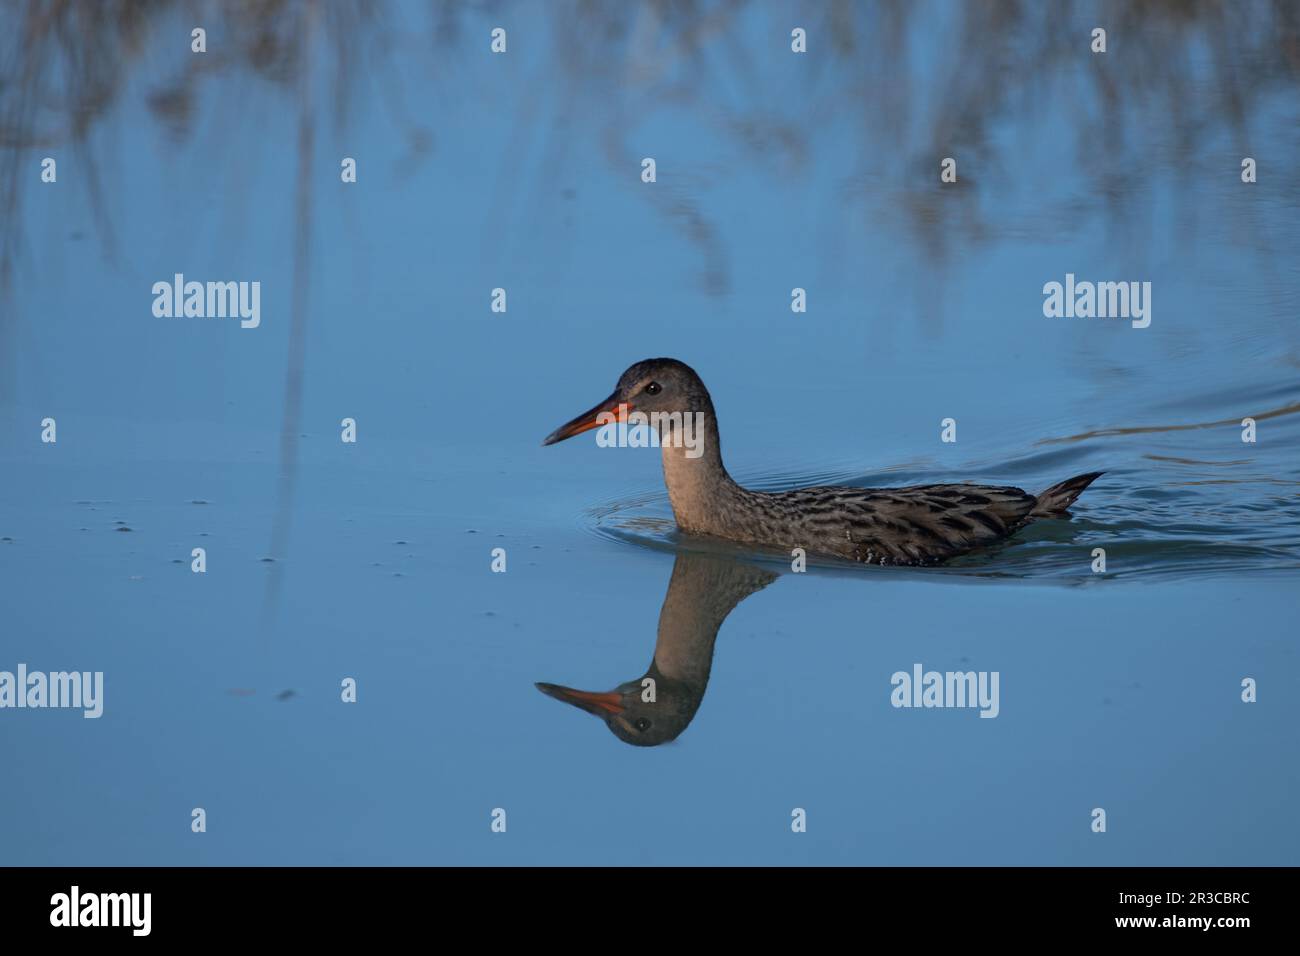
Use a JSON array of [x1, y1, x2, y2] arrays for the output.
[[727, 482, 1041, 565]]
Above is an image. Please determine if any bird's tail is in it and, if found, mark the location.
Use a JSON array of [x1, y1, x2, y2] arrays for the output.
[[1031, 471, 1104, 517]]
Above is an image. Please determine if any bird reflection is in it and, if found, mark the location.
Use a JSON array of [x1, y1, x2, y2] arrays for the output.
[[537, 551, 776, 746]]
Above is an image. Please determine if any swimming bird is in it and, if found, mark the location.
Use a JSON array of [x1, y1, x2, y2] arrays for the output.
[[537, 551, 775, 746], [542, 358, 1103, 566]]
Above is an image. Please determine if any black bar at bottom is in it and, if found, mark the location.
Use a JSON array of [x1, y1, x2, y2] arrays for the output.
[[0, 866, 1276, 940]]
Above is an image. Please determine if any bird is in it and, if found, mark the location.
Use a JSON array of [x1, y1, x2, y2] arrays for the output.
[[542, 358, 1103, 566], [537, 551, 775, 746]]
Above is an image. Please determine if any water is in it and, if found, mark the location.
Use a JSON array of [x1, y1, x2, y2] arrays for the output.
[[1, 1, 1298, 865]]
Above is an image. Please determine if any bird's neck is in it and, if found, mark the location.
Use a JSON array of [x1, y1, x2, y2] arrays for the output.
[[651, 553, 775, 686], [659, 411, 743, 536]]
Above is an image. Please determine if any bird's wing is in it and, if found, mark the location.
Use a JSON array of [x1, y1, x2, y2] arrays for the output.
[[779, 483, 1038, 564]]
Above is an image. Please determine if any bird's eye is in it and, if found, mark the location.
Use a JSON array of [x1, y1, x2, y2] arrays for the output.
[[634, 717, 651, 732], [644, 382, 662, 395]]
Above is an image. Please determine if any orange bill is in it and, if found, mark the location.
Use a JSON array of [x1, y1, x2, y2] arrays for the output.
[[541, 393, 633, 446], [535, 682, 625, 716]]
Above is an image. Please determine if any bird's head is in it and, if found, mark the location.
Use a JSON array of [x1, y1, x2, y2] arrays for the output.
[[535, 672, 702, 747], [541, 358, 713, 447]]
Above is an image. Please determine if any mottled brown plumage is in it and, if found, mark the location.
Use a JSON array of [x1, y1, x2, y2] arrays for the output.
[[543, 358, 1103, 566]]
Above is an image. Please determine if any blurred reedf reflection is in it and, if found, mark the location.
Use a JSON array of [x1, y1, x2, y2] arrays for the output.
[[537, 551, 776, 746], [4, 0, 1298, 289]]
